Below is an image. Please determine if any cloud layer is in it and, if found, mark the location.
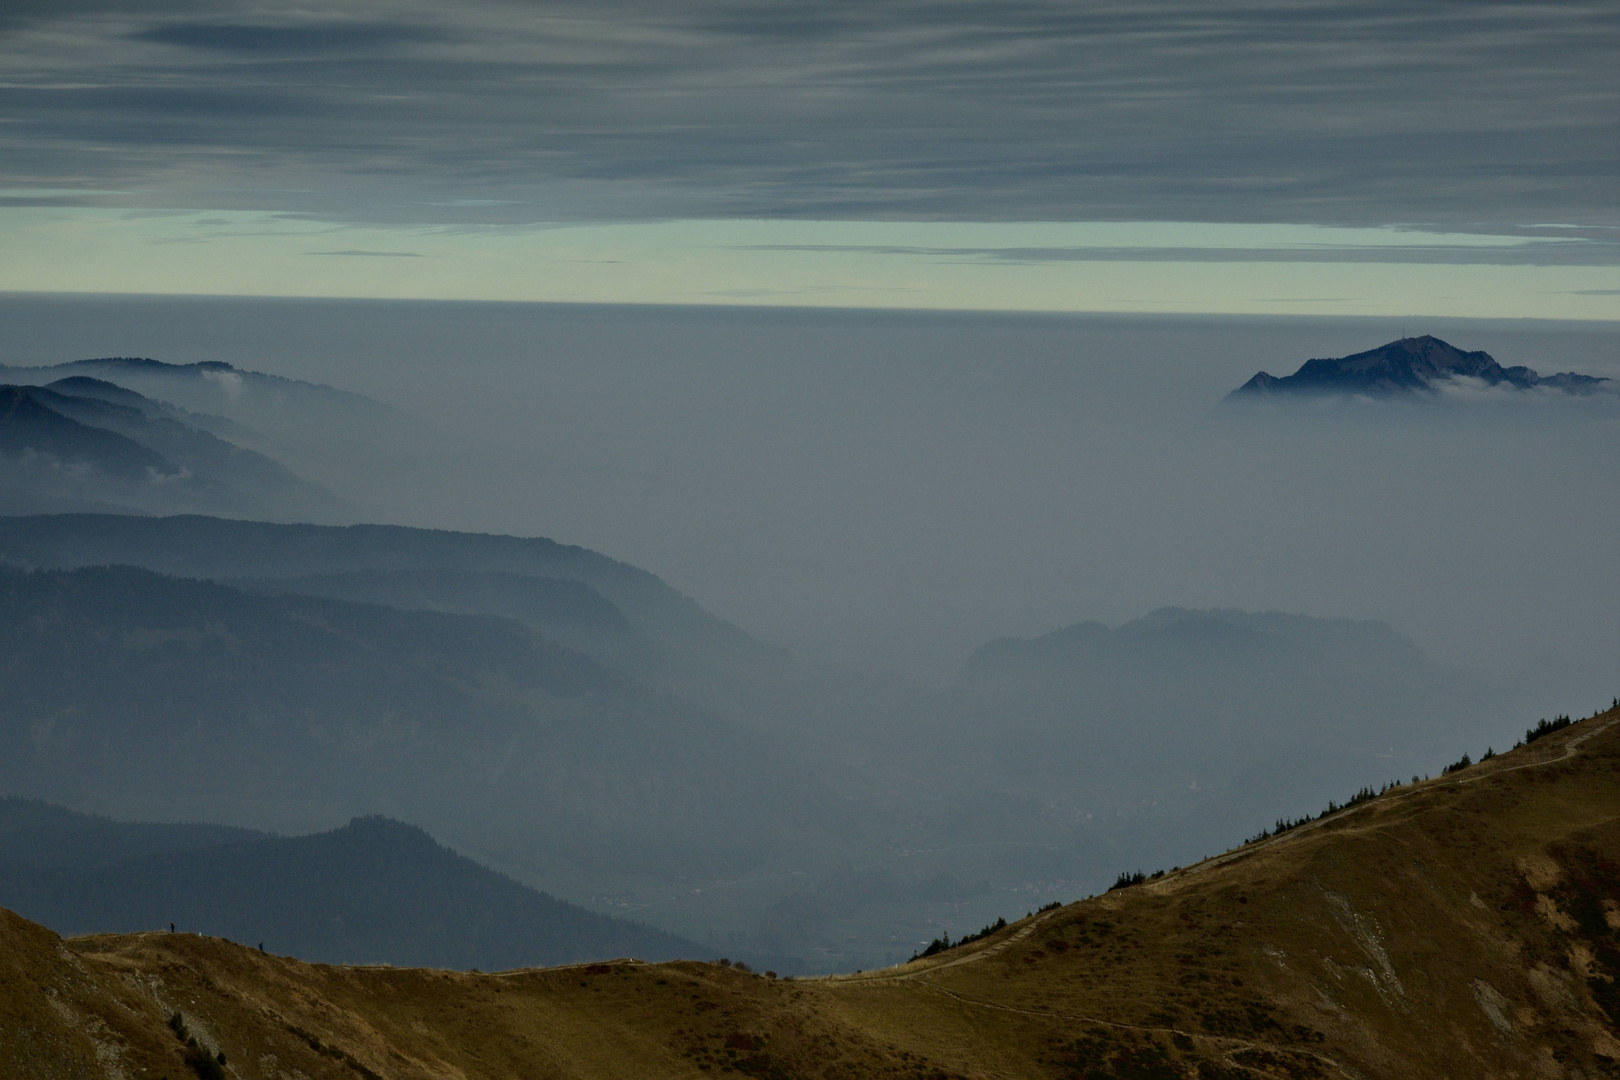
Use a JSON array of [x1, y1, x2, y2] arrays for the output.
[[1, 1, 1615, 231]]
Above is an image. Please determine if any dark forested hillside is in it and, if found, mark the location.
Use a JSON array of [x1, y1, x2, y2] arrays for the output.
[[0, 385, 172, 478], [0, 383, 348, 520], [0, 512, 903, 755], [0, 565, 837, 899], [228, 567, 642, 668], [0, 811, 705, 970], [0, 512, 756, 658], [0, 357, 416, 451], [0, 798, 263, 870]]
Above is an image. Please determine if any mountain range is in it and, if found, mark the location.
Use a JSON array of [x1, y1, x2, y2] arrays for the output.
[[0, 353, 454, 524], [0, 562, 828, 907], [4, 705, 1614, 1078], [0, 341, 1591, 971], [1227, 335, 1612, 399], [0, 356, 415, 448], [0, 512, 1545, 970], [0, 367, 355, 520]]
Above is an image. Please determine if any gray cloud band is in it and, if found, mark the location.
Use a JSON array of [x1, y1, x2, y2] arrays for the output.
[[0, 0, 1615, 235]]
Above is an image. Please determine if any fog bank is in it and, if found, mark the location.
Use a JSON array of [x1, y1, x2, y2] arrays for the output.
[[0, 295, 1613, 698]]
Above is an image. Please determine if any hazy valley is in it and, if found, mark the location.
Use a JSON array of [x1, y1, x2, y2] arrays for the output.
[[0, 316, 1612, 1080], [0, 506, 1585, 973], [5, 2, 1617, 1073], [0, 324, 1613, 973]]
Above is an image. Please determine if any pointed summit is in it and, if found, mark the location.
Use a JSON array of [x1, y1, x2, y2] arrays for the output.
[[1226, 336, 1609, 400]]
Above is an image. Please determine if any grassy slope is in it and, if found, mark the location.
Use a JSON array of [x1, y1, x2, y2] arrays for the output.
[[4, 706, 1617, 1080]]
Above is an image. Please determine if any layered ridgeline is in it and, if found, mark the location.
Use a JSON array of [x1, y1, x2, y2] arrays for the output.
[[4, 706, 1615, 1079], [0, 355, 456, 525], [0, 356, 419, 459], [0, 536, 1541, 970], [0, 511, 797, 717], [1226, 335, 1612, 400], [0, 564, 833, 907], [0, 801, 702, 969], [0, 379, 348, 519], [938, 607, 1519, 866], [0, 554, 851, 969]]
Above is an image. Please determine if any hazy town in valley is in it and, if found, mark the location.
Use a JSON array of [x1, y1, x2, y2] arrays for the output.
[[0, 3, 1616, 1078]]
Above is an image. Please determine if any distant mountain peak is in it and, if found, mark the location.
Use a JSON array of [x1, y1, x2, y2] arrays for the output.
[[0, 799, 709, 969], [1226, 335, 1611, 400]]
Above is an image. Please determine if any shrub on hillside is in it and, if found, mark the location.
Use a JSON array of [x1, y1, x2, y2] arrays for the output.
[[183, 1045, 227, 1080], [1521, 715, 1572, 747], [907, 916, 1010, 962]]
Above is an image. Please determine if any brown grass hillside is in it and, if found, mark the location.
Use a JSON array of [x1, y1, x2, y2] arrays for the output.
[[4, 706, 1617, 1080]]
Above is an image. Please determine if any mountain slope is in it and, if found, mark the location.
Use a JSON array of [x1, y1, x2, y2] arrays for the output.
[[227, 567, 641, 667], [0, 357, 415, 447], [36, 380, 349, 518], [1227, 335, 1612, 399], [0, 797, 263, 871], [0, 381, 349, 519], [0, 511, 840, 751], [0, 384, 175, 479], [0, 355, 437, 520], [0, 813, 705, 970], [4, 704, 1614, 1078], [941, 607, 1497, 865], [0, 512, 756, 659], [0, 564, 834, 892]]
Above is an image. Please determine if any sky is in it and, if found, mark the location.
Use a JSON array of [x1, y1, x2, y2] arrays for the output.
[[1, 0, 1617, 315]]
